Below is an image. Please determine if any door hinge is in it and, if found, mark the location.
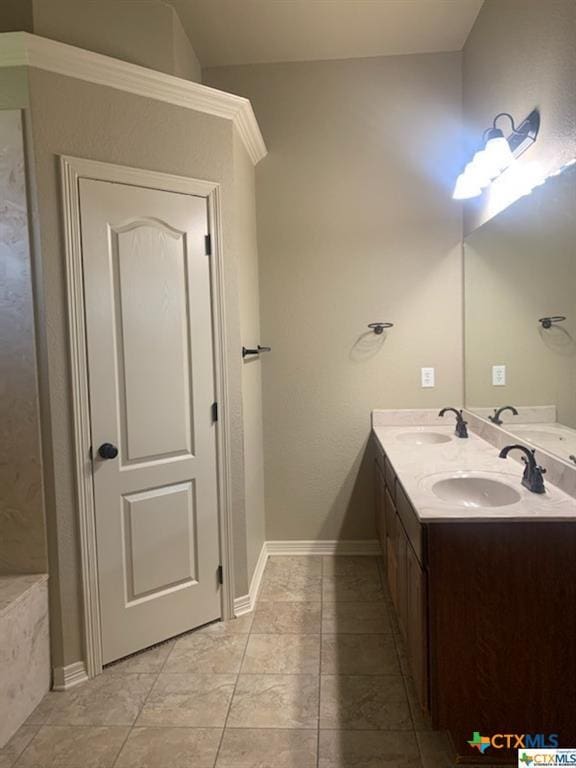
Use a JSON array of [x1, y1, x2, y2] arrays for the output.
[[217, 565, 223, 585], [211, 402, 218, 422], [205, 234, 212, 255]]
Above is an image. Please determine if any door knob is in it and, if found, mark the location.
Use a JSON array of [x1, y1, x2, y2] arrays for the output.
[[98, 442, 118, 460]]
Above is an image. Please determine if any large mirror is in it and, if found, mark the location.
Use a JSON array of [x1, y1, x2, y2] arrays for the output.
[[464, 161, 576, 463]]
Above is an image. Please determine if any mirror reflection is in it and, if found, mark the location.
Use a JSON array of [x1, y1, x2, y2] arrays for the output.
[[464, 161, 576, 463]]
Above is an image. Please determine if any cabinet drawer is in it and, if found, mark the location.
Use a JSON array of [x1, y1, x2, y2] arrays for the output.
[[374, 436, 385, 473], [384, 456, 396, 498], [396, 483, 424, 564]]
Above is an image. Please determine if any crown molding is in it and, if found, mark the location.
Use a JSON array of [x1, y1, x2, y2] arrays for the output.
[[0, 32, 267, 164]]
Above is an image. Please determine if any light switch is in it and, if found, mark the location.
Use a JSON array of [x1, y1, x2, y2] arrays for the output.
[[421, 367, 435, 388], [492, 364, 506, 386]]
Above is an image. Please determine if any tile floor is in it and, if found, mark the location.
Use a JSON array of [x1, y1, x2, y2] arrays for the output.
[[0, 556, 458, 768]]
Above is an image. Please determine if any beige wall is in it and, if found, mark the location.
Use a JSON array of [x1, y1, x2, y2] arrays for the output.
[[29, 0, 201, 82], [234, 131, 266, 577], [0, 106, 46, 574], [463, 0, 576, 233], [19, 67, 256, 667], [205, 54, 463, 541]]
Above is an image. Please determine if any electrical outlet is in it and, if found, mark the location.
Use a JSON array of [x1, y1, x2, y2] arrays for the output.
[[421, 367, 435, 388], [492, 364, 506, 386]]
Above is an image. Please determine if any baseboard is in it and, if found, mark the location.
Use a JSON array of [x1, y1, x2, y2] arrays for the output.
[[233, 539, 381, 615], [52, 661, 88, 691], [266, 539, 381, 556], [234, 540, 268, 616]]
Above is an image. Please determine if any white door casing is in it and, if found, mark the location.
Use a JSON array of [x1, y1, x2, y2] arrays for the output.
[[60, 158, 235, 677]]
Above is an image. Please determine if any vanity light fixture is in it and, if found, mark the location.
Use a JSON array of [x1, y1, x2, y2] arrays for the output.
[[453, 109, 540, 199]]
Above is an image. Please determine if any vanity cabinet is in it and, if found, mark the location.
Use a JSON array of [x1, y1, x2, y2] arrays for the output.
[[373, 433, 576, 764], [374, 442, 428, 711]]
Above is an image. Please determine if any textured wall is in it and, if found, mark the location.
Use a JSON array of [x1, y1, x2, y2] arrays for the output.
[[234, 131, 266, 578], [463, 0, 576, 232], [205, 54, 463, 541], [24, 68, 255, 667], [0, 109, 46, 574], [31, 0, 201, 82]]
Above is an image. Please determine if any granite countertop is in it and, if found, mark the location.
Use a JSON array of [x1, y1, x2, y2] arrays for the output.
[[373, 423, 576, 523]]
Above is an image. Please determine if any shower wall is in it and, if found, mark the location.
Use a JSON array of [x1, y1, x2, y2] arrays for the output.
[[0, 109, 46, 573]]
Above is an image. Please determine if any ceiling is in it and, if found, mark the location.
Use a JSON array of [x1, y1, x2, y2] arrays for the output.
[[167, 0, 485, 69]]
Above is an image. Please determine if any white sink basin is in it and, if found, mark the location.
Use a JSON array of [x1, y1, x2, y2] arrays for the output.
[[396, 432, 451, 446], [430, 473, 521, 508]]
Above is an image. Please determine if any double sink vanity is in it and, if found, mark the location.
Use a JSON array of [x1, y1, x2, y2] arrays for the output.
[[372, 407, 576, 764]]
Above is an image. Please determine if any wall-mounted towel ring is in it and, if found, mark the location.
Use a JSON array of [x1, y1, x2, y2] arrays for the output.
[[368, 322, 394, 335], [539, 316, 566, 329], [242, 345, 272, 358]]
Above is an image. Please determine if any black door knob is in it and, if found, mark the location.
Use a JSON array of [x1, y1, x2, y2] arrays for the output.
[[98, 442, 118, 460]]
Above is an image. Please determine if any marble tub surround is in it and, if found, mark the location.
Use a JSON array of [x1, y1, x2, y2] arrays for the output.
[[373, 419, 576, 522], [9, 555, 444, 768], [464, 409, 576, 502], [0, 574, 50, 749]]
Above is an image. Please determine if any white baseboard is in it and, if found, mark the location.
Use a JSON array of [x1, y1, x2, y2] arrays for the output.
[[52, 661, 89, 691], [234, 540, 268, 616], [266, 539, 381, 556], [233, 539, 381, 615]]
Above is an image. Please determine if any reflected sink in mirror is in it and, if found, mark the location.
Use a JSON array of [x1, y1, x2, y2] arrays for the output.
[[427, 472, 521, 508], [396, 431, 451, 446]]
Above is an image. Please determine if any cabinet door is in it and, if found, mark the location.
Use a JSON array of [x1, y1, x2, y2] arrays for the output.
[[375, 460, 387, 557], [385, 501, 398, 611], [396, 523, 409, 639], [406, 542, 428, 710]]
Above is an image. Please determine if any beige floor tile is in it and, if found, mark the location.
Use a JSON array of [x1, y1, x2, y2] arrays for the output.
[[319, 730, 422, 768], [136, 673, 236, 727], [320, 675, 412, 730], [15, 725, 129, 768], [25, 693, 64, 725], [252, 602, 321, 634], [322, 575, 385, 603], [216, 728, 318, 767], [265, 556, 322, 576], [322, 602, 392, 634], [322, 556, 380, 577], [259, 572, 322, 602], [163, 632, 248, 674], [227, 674, 319, 729], [46, 675, 155, 726], [103, 640, 174, 675], [198, 613, 254, 635], [416, 731, 457, 768], [115, 727, 222, 768], [321, 634, 400, 675], [241, 633, 320, 674], [0, 725, 39, 767]]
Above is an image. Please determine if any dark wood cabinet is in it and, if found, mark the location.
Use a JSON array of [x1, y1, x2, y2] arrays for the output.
[[374, 435, 576, 764], [375, 440, 428, 712]]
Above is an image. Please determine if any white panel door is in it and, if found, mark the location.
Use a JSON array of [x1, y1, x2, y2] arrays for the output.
[[79, 179, 220, 664]]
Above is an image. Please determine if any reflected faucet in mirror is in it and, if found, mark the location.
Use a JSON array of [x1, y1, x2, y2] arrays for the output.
[[499, 444, 547, 494], [438, 408, 468, 438], [489, 405, 519, 425]]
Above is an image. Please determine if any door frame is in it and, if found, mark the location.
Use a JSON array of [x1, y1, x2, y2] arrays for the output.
[[60, 156, 235, 678]]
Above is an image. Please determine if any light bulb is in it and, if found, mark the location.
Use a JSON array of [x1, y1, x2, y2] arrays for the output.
[[469, 154, 492, 188], [452, 172, 481, 200], [484, 135, 514, 173]]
